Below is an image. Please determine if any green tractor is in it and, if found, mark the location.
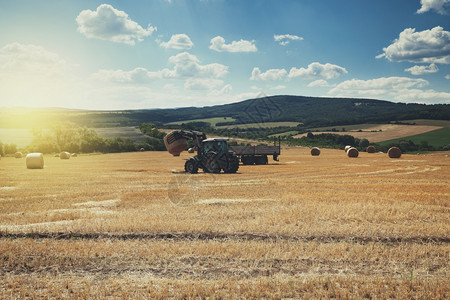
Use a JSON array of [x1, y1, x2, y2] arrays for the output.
[[164, 130, 239, 174]]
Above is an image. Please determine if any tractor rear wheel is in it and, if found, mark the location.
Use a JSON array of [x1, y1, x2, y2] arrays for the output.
[[184, 159, 198, 174], [205, 157, 221, 173]]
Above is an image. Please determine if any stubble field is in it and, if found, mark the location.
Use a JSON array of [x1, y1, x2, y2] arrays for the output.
[[0, 148, 449, 298]]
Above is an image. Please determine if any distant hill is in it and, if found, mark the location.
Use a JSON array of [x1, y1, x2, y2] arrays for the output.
[[1, 95, 449, 128]]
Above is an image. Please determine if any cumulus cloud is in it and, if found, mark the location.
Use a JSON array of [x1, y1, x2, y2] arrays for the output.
[[91, 52, 228, 84], [250, 67, 287, 81], [417, 0, 450, 14], [289, 62, 347, 80], [159, 34, 193, 50], [377, 26, 450, 64], [405, 63, 439, 75], [274, 34, 303, 46], [76, 4, 156, 45], [307, 79, 329, 87], [446, 74, 450, 79], [209, 36, 257, 53], [168, 52, 228, 78], [328, 76, 450, 104]]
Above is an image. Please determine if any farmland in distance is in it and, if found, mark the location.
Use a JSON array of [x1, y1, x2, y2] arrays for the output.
[[0, 149, 448, 298]]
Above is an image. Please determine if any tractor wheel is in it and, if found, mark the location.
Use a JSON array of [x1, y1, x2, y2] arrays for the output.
[[184, 159, 198, 174], [224, 157, 239, 173], [205, 157, 221, 173]]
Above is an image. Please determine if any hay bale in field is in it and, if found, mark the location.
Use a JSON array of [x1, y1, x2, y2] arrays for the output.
[[26, 153, 44, 169], [164, 131, 188, 156], [71, 153, 78, 157], [139, 148, 145, 152], [59, 151, 71, 159], [366, 145, 376, 153], [388, 147, 402, 158], [347, 147, 359, 158], [310, 147, 320, 156], [15, 152, 23, 158], [345, 145, 351, 152]]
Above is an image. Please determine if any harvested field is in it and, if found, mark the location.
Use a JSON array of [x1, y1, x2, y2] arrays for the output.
[[0, 149, 449, 298], [294, 124, 442, 142]]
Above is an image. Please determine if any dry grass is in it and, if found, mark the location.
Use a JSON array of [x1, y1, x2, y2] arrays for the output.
[[0, 149, 449, 298]]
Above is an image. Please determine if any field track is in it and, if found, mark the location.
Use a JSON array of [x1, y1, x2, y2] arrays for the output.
[[0, 148, 448, 298], [294, 124, 442, 142]]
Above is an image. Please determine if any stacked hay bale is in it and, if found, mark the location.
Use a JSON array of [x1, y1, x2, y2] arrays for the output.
[[388, 147, 402, 158], [26, 153, 44, 169], [347, 147, 359, 158], [15, 152, 23, 158], [310, 147, 320, 156], [60, 151, 71, 159], [71, 153, 78, 157], [366, 145, 376, 153], [164, 131, 188, 156], [345, 145, 351, 152]]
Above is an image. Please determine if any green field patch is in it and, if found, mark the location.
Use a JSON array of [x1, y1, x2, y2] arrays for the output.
[[217, 121, 301, 129], [166, 117, 235, 127], [379, 127, 450, 148]]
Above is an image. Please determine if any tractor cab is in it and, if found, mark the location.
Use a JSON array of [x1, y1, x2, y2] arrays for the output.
[[201, 138, 230, 155]]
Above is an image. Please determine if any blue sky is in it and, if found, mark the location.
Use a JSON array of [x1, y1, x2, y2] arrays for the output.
[[0, 0, 449, 109]]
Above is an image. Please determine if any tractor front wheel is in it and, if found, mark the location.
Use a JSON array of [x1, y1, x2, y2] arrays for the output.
[[184, 159, 198, 174]]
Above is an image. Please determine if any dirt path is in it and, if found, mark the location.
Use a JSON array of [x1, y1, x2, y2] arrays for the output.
[[294, 124, 442, 142]]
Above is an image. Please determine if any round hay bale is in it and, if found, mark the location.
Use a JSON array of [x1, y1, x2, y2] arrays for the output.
[[347, 147, 359, 158], [71, 153, 78, 157], [15, 152, 23, 158], [60, 151, 71, 159], [164, 131, 188, 156], [139, 148, 145, 152], [345, 145, 352, 152], [366, 145, 376, 153], [26, 153, 44, 169], [310, 147, 320, 156], [388, 147, 402, 158]]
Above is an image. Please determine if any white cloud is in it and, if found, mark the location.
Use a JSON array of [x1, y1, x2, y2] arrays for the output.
[[417, 0, 450, 14], [90, 67, 169, 83], [91, 52, 228, 84], [209, 36, 257, 53], [328, 76, 450, 104], [274, 34, 303, 46], [159, 34, 193, 50], [76, 4, 156, 45], [168, 52, 228, 78], [307, 79, 329, 87], [446, 74, 450, 79], [289, 62, 347, 80], [250, 67, 287, 81], [377, 26, 450, 64], [405, 63, 439, 75]]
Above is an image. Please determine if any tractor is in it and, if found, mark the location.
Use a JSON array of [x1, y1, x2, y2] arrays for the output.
[[164, 130, 239, 174]]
